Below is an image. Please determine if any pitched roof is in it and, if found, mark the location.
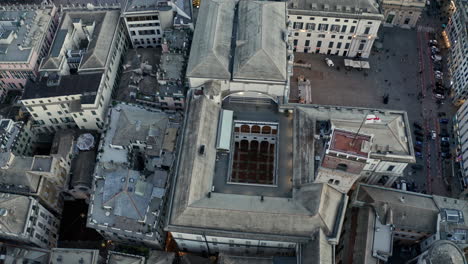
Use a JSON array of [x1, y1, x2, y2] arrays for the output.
[[353, 184, 440, 233], [233, 1, 287, 81], [185, 0, 234, 79]]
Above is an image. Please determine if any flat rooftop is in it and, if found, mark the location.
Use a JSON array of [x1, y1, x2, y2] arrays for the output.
[[31, 156, 53, 172], [22, 73, 102, 103], [329, 129, 371, 158], [0, 193, 31, 236], [49, 248, 99, 264], [0, 5, 55, 63], [123, 0, 193, 23], [288, 0, 382, 16]]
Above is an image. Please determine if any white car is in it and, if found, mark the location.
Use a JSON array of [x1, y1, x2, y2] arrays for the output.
[[429, 39, 438, 45], [431, 130, 437, 140], [432, 55, 442, 61], [325, 58, 334, 67], [435, 94, 445, 99]]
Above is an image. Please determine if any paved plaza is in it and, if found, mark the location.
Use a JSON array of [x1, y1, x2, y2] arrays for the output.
[[291, 27, 457, 196]]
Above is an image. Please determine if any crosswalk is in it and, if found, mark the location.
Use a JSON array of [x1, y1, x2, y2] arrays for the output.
[[417, 25, 435, 33]]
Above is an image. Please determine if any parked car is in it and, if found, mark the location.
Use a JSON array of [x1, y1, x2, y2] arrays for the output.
[[441, 137, 450, 142], [411, 164, 424, 170], [440, 118, 449, 124], [429, 39, 438, 45], [431, 54, 442, 61], [416, 152, 423, 158], [415, 146, 422, 152], [441, 152, 452, 159], [431, 130, 437, 139], [416, 136, 424, 142], [415, 141, 423, 146], [431, 46, 440, 53], [325, 58, 334, 67], [414, 122, 423, 130], [415, 131, 424, 136], [435, 93, 445, 99], [438, 112, 446, 117], [441, 141, 450, 147]]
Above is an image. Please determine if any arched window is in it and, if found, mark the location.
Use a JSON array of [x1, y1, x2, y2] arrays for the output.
[[336, 163, 348, 171]]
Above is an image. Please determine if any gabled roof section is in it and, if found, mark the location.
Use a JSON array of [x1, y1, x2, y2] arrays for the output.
[[185, 0, 234, 79], [233, 1, 287, 82], [353, 184, 439, 233]]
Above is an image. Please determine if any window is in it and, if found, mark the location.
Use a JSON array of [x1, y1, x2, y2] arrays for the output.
[[57, 111, 62, 115], [367, 21, 373, 24], [33, 113, 38, 118], [322, 18, 328, 21], [293, 22, 303, 29], [328, 179, 334, 184], [341, 25, 347, 33], [318, 24, 328, 31], [337, 163, 348, 171], [297, 16, 302, 19], [42, 106, 47, 110], [335, 19, 340, 22], [350, 26, 356, 33], [339, 36, 344, 39], [47, 112, 51, 116], [328, 42, 334, 48], [331, 35, 336, 38], [359, 43, 365, 50], [49, 118, 59, 124], [348, 36, 352, 40], [318, 34, 326, 38], [309, 17, 315, 20], [404, 18, 411, 24], [294, 32, 299, 36], [316, 41, 322, 47], [91, 111, 97, 116], [387, 165, 395, 171], [306, 23, 315, 30], [293, 39, 298, 46], [330, 25, 340, 32], [337, 42, 342, 49], [364, 27, 371, 34], [82, 119, 87, 122], [305, 40, 310, 46], [307, 33, 311, 37]]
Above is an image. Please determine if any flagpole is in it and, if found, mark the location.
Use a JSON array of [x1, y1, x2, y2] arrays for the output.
[[351, 115, 367, 146]]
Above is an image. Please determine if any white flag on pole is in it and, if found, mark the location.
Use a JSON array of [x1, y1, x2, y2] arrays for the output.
[[365, 114, 381, 124]]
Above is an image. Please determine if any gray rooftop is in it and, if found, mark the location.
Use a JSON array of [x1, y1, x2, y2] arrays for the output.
[[31, 156, 53, 172], [22, 73, 102, 102], [186, 0, 234, 79], [353, 184, 440, 233], [49, 248, 100, 264], [232, 1, 287, 81], [186, 0, 288, 82], [0, 155, 40, 193], [111, 104, 169, 152], [288, 0, 381, 15], [40, 9, 120, 71], [167, 95, 347, 240], [50, 130, 74, 159], [0, 6, 55, 63], [0, 119, 21, 153], [107, 251, 145, 264], [0, 193, 32, 236], [123, 0, 192, 24], [90, 164, 165, 238]]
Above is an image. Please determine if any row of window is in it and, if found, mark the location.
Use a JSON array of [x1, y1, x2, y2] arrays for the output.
[[128, 22, 160, 28], [294, 32, 353, 40], [292, 16, 362, 24], [293, 22, 372, 35], [126, 15, 159, 22]]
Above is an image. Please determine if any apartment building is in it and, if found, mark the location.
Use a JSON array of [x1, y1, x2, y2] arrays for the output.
[[122, 0, 193, 48], [88, 103, 179, 249], [0, 193, 59, 248], [446, 0, 468, 105], [288, 0, 383, 58], [0, 3, 58, 102], [186, 0, 293, 103], [21, 6, 129, 133], [454, 101, 468, 191], [381, 0, 425, 28], [0, 130, 74, 213], [0, 119, 35, 156]]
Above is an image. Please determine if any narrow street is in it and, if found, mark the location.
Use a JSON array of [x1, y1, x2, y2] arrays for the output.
[[415, 7, 456, 196]]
